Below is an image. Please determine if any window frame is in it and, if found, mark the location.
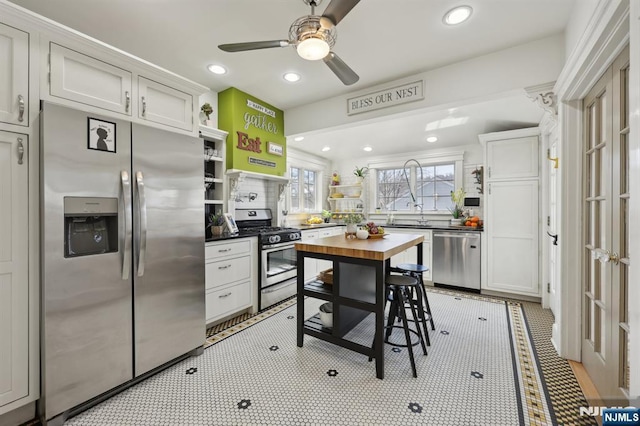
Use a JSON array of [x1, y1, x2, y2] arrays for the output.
[[287, 150, 328, 214], [368, 152, 464, 215]]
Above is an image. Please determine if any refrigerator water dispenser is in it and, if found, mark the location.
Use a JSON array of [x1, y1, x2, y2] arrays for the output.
[[64, 197, 118, 257]]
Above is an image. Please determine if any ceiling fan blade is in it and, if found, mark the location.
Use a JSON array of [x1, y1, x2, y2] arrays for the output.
[[322, 0, 361, 25], [218, 40, 290, 52], [323, 52, 359, 86]]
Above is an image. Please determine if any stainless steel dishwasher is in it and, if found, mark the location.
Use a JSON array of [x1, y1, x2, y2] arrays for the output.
[[433, 231, 481, 290]]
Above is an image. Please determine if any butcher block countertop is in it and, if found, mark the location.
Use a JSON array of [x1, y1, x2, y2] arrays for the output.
[[295, 233, 423, 261]]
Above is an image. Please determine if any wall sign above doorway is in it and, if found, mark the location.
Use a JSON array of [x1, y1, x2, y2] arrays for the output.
[[347, 80, 424, 115]]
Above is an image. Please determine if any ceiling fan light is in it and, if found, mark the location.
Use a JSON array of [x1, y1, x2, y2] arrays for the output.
[[297, 37, 330, 61]]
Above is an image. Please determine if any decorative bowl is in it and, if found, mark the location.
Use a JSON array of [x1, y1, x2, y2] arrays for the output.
[[368, 233, 386, 239]]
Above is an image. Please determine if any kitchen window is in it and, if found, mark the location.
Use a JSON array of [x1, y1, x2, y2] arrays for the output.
[[372, 153, 464, 214], [289, 166, 319, 212]]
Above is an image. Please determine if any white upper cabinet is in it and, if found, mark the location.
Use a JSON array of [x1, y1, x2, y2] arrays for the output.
[[138, 77, 193, 131], [485, 135, 539, 180], [50, 43, 133, 115], [0, 23, 29, 126]]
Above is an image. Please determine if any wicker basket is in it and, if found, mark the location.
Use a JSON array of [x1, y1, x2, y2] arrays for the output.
[[318, 268, 333, 285]]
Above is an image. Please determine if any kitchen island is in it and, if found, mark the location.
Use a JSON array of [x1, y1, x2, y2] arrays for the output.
[[295, 233, 424, 379]]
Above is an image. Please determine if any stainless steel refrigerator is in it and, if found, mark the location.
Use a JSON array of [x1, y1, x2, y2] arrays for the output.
[[40, 102, 205, 423]]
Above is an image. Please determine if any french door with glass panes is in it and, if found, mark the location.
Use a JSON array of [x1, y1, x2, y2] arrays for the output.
[[582, 45, 630, 403]]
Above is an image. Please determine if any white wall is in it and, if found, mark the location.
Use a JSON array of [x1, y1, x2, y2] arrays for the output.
[[564, 0, 604, 61], [285, 34, 565, 136]]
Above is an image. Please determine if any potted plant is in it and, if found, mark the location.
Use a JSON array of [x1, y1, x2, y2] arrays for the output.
[[343, 213, 363, 237], [209, 212, 225, 236], [353, 166, 369, 183], [201, 103, 213, 127], [449, 188, 466, 225], [321, 209, 332, 223]]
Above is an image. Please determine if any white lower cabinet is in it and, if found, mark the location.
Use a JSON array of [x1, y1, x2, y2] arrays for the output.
[[205, 237, 257, 324], [485, 180, 540, 296], [0, 131, 29, 411], [386, 228, 433, 282], [300, 226, 343, 281], [301, 230, 319, 282], [316, 227, 343, 273]]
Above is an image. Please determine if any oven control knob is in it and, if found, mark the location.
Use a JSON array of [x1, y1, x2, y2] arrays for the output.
[[290, 233, 300, 240], [269, 235, 281, 244]]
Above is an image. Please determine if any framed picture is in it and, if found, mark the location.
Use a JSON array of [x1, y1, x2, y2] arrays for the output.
[[267, 141, 283, 156], [224, 213, 239, 234], [88, 117, 116, 153]]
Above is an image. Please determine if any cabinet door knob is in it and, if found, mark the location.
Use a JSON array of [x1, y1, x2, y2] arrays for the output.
[[17, 138, 24, 165], [18, 95, 25, 122]]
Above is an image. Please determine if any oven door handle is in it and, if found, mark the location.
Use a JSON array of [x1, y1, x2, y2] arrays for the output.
[[261, 242, 296, 252]]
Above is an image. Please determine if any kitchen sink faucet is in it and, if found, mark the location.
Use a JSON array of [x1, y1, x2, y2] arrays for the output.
[[403, 159, 428, 225]]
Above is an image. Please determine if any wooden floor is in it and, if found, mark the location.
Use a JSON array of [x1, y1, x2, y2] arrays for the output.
[[569, 360, 603, 426]]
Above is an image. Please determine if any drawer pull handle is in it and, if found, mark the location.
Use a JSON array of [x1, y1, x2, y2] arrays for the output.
[[218, 248, 231, 253], [218, 264, 232, 270], [219, 292, 232, 298]]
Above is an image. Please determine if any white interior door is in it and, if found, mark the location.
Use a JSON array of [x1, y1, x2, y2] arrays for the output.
[[581, 46, 630, 402]]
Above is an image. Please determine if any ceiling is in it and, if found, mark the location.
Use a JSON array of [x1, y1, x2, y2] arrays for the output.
[[9, 0, 576, 160]]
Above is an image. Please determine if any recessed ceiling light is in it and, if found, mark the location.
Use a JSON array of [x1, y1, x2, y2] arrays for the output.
[[426, 136, 438, 143], [283, 72, 301, 82], [363, 146, 373, 152], [207, 64, 227, 75], [443, 5, 473, 25], [321, 146, 331, 152], [294, 136, 304, 142]]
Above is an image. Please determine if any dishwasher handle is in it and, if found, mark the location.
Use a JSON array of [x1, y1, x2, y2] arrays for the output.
[[434, 232, 480, 239]]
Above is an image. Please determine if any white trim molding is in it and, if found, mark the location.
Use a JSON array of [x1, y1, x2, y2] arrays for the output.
[[525, 82, 558, 117]]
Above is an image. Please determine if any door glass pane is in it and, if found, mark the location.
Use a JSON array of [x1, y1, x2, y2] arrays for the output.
[[599, 93, 607, 144], [621, 67, 629, 129], [621, 135, 629, 194], [595, 304, 602, 353], [589, 104, 596, 149], [620, 264, 628, 323]]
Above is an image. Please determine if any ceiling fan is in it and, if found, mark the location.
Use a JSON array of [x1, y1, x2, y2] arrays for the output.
[[218, 0, 360, 86]]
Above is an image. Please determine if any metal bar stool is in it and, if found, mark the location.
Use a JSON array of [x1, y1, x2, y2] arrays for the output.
[[369, 274, 428, 378], [396, 263, 435, 331]]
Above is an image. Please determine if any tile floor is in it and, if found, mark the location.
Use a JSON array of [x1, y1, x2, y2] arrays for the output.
[[61, 290, 556, 425]]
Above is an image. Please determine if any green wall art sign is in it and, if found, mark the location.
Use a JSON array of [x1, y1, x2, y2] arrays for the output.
[[218, 87, 286, 176]]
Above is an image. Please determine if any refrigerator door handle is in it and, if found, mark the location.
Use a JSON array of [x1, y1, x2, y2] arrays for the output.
[[135, 171, 148, 276], [121, 171, 132, 280]]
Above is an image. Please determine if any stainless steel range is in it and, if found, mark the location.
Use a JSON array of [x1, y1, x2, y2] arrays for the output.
[[235, 209, 301, 310]]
